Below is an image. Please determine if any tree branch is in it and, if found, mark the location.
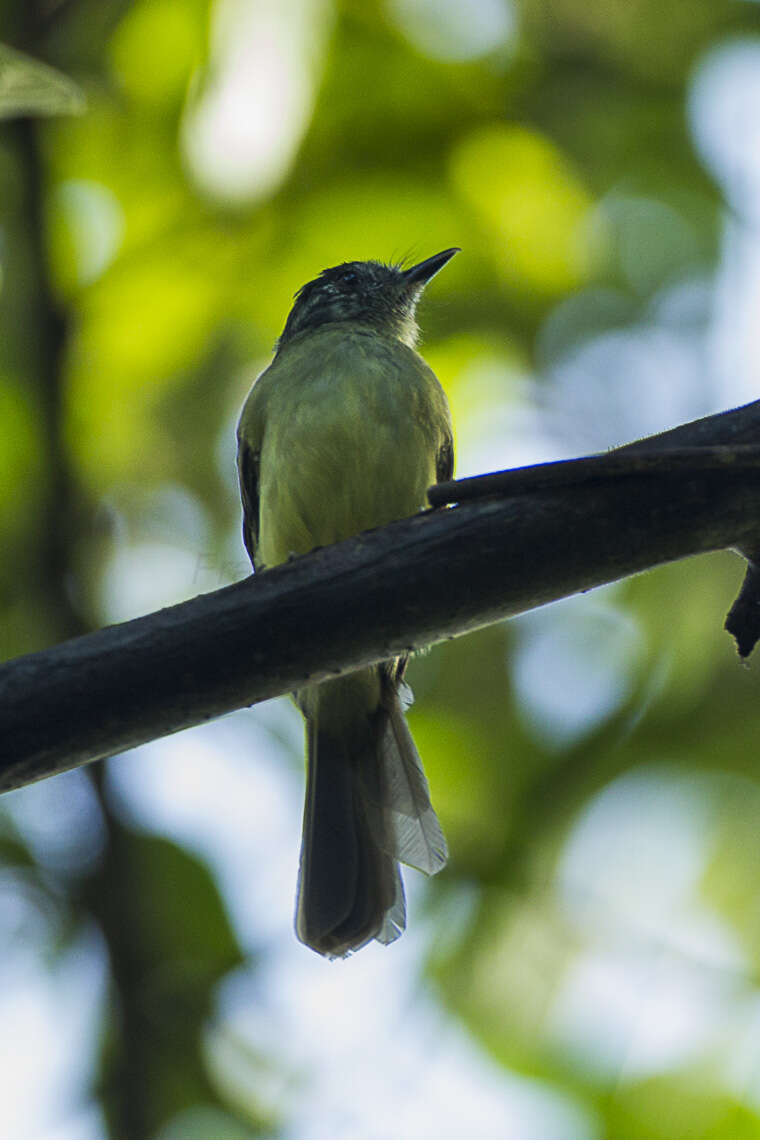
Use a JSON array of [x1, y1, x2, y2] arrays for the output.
[[3, 398, 760, 792]]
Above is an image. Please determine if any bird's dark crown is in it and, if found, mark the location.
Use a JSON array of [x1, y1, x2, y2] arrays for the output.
[[276, 249, 459, 351], [277, 260, 417, 349]]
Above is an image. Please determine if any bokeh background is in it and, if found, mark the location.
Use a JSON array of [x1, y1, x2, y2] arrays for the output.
[[3, 0, 760, 1137]]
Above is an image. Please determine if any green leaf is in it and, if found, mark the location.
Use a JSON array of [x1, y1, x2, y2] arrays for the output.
[[0, 43, 85, 119]]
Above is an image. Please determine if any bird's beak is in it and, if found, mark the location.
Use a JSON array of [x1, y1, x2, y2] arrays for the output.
[[402, 247, 460, 289]]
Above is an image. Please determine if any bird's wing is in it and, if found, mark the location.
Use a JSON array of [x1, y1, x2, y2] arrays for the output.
[[436, 431, 454, 484], [237, 439, 260, 567]]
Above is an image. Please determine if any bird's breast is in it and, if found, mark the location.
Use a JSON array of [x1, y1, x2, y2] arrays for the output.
[[254, 334, 444, 568]]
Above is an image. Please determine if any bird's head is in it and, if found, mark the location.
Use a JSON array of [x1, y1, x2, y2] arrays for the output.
[[277, 248, 459, 350]]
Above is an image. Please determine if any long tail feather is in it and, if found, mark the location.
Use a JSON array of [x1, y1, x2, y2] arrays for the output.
[[295, 670, 446, 958], [296, 719, 399, 957], [381, 698, 448, 874]]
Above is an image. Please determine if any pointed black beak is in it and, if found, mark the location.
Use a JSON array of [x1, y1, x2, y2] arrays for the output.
[[402, 247, 460, 289]]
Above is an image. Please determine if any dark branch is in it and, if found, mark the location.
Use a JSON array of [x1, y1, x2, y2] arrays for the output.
[[429, 445, 760, 507], [725, 559, 760, 660], [429, 397, 760, 506], [3, 398, 760, 792]]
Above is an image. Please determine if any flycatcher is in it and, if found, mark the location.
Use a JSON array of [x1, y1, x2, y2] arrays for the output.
[[237, 248, 458, 957]]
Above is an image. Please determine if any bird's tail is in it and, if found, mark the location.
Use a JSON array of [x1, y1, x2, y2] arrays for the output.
[[295, 670, 447, 958]]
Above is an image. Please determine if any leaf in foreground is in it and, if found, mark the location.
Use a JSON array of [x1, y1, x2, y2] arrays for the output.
[[0, 43, 85, 119]]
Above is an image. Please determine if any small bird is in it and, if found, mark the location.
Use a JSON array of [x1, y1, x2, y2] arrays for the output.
[[237, 249, 458, 957]]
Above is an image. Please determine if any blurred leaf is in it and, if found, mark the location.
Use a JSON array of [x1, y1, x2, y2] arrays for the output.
[[109, 0, 206, 110], [155, 1105, 260, 1140], [87, 825, 245, 1135], [0, 373, 41, 541], [109, 829, 242, 981], [431, 884, 580, 1066], [606, 1073, 760, 1139], [0, 810, 35, 869], [522, 0, 738, 84], [0, 43, 85, 119], [450, 123, 597, 296], [701, 774, 760, 969]]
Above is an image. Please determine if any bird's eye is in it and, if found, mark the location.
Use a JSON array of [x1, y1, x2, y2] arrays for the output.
[[340, 270, 357, 284]]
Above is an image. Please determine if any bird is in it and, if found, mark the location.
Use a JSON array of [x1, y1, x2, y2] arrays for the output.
[[237, 248, 458, 957]]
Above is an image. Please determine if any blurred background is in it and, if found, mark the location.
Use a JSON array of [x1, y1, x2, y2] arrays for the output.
[[3, 0, 760, 1137]]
